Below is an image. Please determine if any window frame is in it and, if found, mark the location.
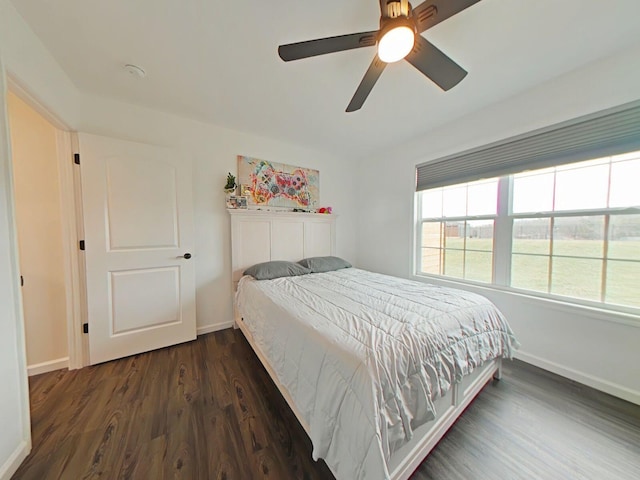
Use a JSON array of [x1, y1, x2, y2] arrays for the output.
[[414, 167, 640, 319], [417, 178, 499, 283], [418, 216, 497, 281]]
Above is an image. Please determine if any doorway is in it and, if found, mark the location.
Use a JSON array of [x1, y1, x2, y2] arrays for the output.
[[6, 87, 84, 373]]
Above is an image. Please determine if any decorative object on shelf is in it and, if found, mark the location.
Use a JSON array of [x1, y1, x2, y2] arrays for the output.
[[318, 207, 332, 214], [238, 155, 319, 210], [224, 172, 237, 194], [227, 195, 248, 209], [224, 172, 238, 208]]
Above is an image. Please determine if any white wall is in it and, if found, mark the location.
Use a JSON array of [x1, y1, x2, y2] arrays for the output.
[[0, 0, 80, 128], [0, 53, 31, 480], [8, 91, 69, 369], [0, 0, 359, 336], [356, 43, 640, 404], [77, 95, 359, 332]]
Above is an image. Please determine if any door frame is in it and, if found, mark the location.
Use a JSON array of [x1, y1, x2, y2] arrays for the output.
[[0, 53, 32, 480], [7, 74, 87, 369]]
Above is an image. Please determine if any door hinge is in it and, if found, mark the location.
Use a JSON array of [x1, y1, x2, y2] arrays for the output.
[[83, 323, 89, 334], [79, 240, 85, 251], [20, 275, 24, 287], [74, 153, 80, 165]]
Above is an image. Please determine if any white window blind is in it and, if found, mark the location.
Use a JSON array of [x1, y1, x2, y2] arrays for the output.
[[416, 101, 640, 191]]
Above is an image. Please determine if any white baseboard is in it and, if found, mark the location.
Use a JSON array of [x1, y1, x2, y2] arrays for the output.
[[27, 357, 69, 376], [197, 321, 234, 336], [0, 440, 30, 480], [515, 350, 640, 405]]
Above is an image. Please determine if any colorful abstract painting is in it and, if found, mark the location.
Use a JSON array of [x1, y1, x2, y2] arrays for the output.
[[237, 156, 319, 209]]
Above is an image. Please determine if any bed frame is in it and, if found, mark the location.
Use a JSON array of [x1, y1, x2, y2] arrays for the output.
[[229, 209, 501, 480]]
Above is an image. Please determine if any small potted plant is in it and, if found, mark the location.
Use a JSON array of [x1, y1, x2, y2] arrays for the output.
[[224, 172, 237, 208], [224, 172, 237, 194]]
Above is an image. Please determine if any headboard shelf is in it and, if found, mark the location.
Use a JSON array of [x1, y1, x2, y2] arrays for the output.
[[227, 209, 335, 219], [229, 210, 336, 290]]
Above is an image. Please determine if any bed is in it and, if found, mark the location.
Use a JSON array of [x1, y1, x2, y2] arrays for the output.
[[229, 210, 519, 480]]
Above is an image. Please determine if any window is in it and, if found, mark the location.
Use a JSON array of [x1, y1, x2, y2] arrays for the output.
[[416, 151, 640, 313], [419, 179, 497, 283]]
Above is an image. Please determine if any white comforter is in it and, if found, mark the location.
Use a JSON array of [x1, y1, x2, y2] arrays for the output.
[[235, 268, 519, 480]]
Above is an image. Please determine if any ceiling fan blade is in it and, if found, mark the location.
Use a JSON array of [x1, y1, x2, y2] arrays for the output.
[[405, 36, 467, 91], [346, 56, 387, 112], [278, 31, 378, 61], [412, 0, 482, 33]]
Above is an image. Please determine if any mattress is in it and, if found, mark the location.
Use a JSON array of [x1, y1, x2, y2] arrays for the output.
[[235, 268, 519, 480]]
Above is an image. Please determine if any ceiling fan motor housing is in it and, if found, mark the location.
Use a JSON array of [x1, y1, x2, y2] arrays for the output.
[[386, 0, 412, 18], [379, 15, 417, 39], [378, 1, 417, 63], [380, 0, 417, 40]]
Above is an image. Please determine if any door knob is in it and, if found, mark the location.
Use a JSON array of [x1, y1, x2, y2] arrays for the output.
[[183, 253, 192, 259]]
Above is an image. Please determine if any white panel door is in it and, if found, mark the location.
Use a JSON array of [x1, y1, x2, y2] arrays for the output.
[[79, 133, 196, 364]]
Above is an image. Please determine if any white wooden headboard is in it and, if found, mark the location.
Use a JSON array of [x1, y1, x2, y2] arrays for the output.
[[229, 210, 336, 290]]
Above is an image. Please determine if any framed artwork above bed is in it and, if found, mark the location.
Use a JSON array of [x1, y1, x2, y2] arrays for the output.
[[237, 155, 319, 209]]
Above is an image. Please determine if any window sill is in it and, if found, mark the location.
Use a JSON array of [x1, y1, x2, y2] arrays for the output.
[[412, 273, 640, 329]]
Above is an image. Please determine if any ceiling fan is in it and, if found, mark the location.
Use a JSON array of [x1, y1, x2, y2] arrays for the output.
[[278, 0, 482, 112]]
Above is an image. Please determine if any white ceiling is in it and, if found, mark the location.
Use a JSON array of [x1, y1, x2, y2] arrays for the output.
[[10, 0, 640, 158]]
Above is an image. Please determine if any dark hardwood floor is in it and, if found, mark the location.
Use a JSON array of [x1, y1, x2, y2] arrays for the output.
[[13, 329, 640, 480]]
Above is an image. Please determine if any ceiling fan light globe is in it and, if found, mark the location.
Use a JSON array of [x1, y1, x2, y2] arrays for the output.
[[378, 26, 415, 63]]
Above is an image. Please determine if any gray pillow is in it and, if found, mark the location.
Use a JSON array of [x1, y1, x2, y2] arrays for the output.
[[298, 256, 352, 273], [243, 261, 311, 280]]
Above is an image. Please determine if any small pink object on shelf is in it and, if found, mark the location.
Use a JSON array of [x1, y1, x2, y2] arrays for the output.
[[318, 207, 332, 214]]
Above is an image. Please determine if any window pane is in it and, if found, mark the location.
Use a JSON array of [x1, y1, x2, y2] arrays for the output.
[[554, 163, 609, 211], [513, 218, 551, 254], [512, 171, 554, 213], [421, 189, 443, 218], [444, 222, 464, 249], [421, 248, 442, 275], [552, 216, 604, 258], [551, 257, 602, 301], [443, 249, 464, 279], [511, 254, 549, 293], [467, 179, 498, 216], [609, 159, 640, 208], [608, 215, 640, 260], [421, 222, 442, 248], [465, 251, 492, 283], [606, 260, 640, 309], [442, 185, 467, 217], [465, 220, 494, 252]]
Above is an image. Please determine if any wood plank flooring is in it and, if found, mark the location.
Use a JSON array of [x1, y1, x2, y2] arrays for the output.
[[13, 329, 640, 480]]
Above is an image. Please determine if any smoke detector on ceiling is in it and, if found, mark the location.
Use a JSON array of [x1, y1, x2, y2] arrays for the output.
[[123, 64, 146, 78]]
